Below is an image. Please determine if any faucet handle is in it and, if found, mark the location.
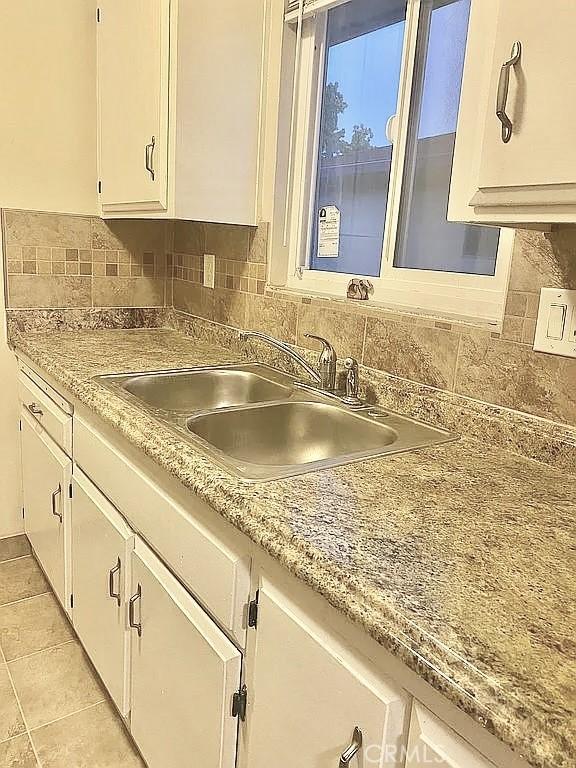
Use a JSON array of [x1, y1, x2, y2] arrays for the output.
[[303, 333, 336, 391]]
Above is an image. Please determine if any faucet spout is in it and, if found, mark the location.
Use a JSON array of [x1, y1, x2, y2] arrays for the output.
[[239, 331, 322, 386]]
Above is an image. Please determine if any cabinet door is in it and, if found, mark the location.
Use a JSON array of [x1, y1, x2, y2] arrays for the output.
[[21, 409, 71, 608], [473, 0, 576, 208], [129, 540, 241, 768], [245, 579, 409, 768], [97, 0, 169, 212], [72, 469, 134, 715], [405, 703, 496, 768]]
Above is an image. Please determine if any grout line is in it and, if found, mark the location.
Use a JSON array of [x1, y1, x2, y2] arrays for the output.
[[6, 639, 76, 665], [360, 315, 368, 365], [0, 553, 33, 565], [0, 591, 51, 610], [0, 640, 43, 767], [29, 699, 108, 735]]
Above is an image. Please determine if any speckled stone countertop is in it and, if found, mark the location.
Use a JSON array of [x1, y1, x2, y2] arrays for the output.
[[12, 328, 576, 768]]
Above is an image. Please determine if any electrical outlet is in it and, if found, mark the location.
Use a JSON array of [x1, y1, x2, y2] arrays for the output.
[[203, 254, 215, 289]]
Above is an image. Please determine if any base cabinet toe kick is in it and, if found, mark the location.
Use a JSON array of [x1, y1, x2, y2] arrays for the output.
[[17, 363, 531, 768]]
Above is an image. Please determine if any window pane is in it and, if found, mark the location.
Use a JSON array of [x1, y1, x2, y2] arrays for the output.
[[309, 0, 407, 277], [394, 0, 500, 275]]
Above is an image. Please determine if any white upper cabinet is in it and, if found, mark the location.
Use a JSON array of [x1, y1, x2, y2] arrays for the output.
[[97, 0, 170, 214], [243, 578, 409, 768], [449, 0, 576, 225], [97, 0, 265, 224]]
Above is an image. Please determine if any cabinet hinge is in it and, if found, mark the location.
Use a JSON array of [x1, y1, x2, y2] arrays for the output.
[[247, 590, 259, 629], [98, 180, 102, 194], [232, 685, 247, 721], [68, 482, 73, 499]]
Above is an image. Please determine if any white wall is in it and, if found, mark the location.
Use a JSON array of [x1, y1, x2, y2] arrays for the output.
[[0, 1, 98, 215], [0, 0, 98, 535], [0, 226, 22, 537]]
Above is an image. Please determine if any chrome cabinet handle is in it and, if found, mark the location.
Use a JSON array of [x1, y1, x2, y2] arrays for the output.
[[128, 584, 142, 637], [51, 485, 62, 523], [27, 402, 43, 417], [339, 727, 362, 768], [108, 558, 121, 606], [496, 41, 521, 143], [145, 136, 156, 180]]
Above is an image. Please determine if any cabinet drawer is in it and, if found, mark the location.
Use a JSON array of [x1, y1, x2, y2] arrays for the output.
[[75, 416, 251, 645], [19, 371, 72, 456], [406, 703, 496, 768]]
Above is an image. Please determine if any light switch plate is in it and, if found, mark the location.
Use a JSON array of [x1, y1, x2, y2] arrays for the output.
[[203, 254, 215, 289], [533, 288, 576, 357]]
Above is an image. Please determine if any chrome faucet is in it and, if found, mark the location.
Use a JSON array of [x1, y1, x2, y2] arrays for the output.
[[342, 357, 362, 406], [303, 333, 337, 392], [239, 331, 323, 388]]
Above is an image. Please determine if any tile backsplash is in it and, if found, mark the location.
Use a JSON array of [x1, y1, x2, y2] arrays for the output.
[[2, 210, 170, 309], [3, 208, 576, 427], [172, 222, 576, 427]]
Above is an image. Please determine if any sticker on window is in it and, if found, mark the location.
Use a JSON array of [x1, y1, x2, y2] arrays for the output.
[[317, 205, 340, 258]]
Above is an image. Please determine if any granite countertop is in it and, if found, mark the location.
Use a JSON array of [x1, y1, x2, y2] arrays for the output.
[[12, 328, 576, 768]]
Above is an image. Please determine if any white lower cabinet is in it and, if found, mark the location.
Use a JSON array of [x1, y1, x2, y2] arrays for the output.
[[128, 539, 242, 768], [244, 578, 409, 768], [405, 703, 496, 768], [21, 409, 71, 608], [71, 469, 134, 715]]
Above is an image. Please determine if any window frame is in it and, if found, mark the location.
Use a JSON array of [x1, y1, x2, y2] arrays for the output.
[[282, 0, 514, 326]]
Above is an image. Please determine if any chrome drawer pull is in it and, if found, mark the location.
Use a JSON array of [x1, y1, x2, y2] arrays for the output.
[[129, 584, 142, 637], [339, 727, 362, 767], [28, 402, 44, 417], [108, 558, 121, 606], [496, 41, 522, 143], [51, 485, 62, 523]]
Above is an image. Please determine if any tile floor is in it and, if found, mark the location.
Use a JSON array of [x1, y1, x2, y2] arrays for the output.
[[0, 535, 144, 767]]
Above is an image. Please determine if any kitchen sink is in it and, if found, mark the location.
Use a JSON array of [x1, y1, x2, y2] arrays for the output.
[[97, 364, 293, 414], [187, 400, 453, 480], [94, 363, 457, 481]]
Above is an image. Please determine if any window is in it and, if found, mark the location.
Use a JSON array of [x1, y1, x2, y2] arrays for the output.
[[281, 0, 513, 323]]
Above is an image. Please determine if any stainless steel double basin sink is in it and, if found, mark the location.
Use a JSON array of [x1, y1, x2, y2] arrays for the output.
[[94, 364, 457, 482]]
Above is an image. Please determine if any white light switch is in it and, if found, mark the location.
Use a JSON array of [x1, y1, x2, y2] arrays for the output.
[[534, 288, 576, 357], [203, 254, 215, 289], [546, 303, 566, 340]]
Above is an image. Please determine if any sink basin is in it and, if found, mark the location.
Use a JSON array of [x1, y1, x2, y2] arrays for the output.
[[187, 400, 455, 481], [94, 363, 457, 482], [188, 401, 397, 465], [110, 365, 292, 413]]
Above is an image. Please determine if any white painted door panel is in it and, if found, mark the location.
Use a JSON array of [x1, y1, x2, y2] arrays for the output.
[[129, 540, 241, 768], [72, 468, 134, 715], [21, 409, 71, 608], [246, 578, 409, 768], [405, 703, 496, 768], [475, 0, 576, 203], [98, 0, 169, 211]]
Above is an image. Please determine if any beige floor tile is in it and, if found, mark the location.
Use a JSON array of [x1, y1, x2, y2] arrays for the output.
[[0, 536, 31, 564], [8, 642, 105, 729], [0, 593, 74, 661], [31, 701, 144, 768], [0, 557, 48, 607], [0, 734, 38, 768], [0, 664, 26, 743]]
